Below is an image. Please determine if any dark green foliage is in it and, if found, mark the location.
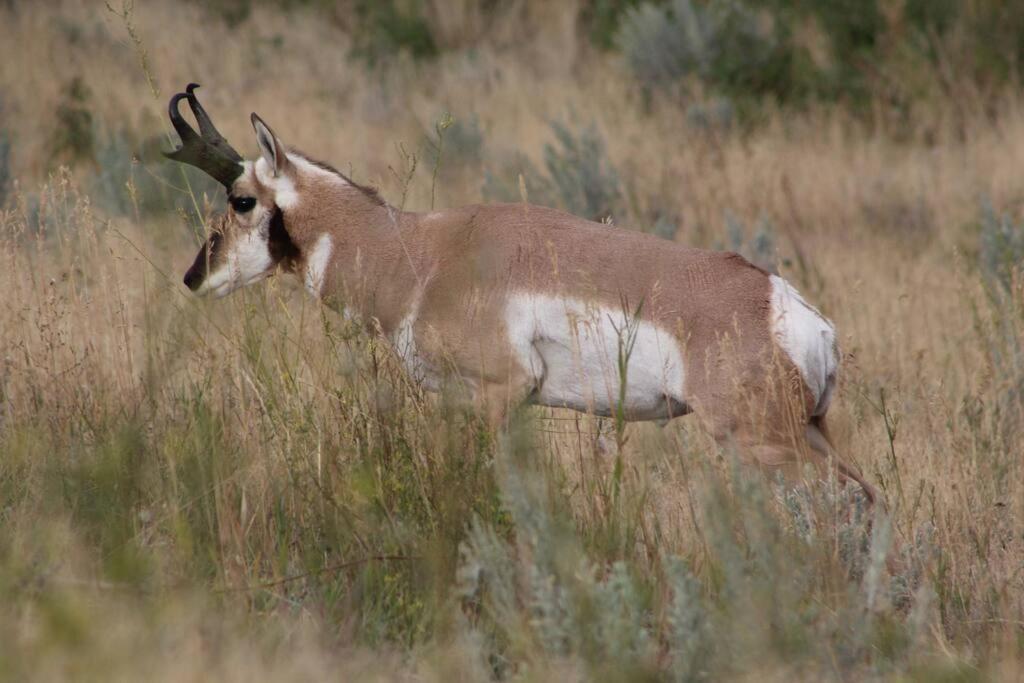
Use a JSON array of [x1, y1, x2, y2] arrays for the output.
[[200, 0, 253, 26], [902, 0, 959, 36], [963, 1, 1024, 89], [57, 423, 154, 584], [50, 77, 95, 166], [617, 0, 1024, 109], [615, 0, 753, 92], [195, 0, 439, 61], [196, 0, 338, 27], [189, 0, 1024, 110], [580, 0, 647, 50], [799, 0, 882, 59], [769, 0, 884, 102], [350, 0, 438, 66], [617, 0, 817, 105], [702, 1, 788, 98], [616, 0, 714, 91]]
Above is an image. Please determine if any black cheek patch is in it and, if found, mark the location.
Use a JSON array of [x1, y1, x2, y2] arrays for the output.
[[183, 232, 223, 291], [268, 207, 300, 269], [183, 237, 213, 291]]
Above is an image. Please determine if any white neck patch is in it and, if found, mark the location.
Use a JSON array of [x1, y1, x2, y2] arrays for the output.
[[252, 158, 299, 210], [304, 233, 333, 297]]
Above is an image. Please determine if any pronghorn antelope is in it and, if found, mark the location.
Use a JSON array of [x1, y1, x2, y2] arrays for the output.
[[166, 84, 877, 503]]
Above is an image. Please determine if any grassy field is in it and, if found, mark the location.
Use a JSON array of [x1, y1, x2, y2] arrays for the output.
[[1, 1, 1022, 680]]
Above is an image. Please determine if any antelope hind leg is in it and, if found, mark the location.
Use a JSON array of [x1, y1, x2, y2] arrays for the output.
[[805, 418, 880, 506]]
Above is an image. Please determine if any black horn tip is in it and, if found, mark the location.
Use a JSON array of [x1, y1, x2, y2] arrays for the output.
[[168, 91, 189, 114], [164, 82, 245, 185]]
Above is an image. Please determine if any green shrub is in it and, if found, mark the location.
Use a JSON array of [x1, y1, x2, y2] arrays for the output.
[[976, 201, 1024, 447], [542, 121, 622, 220], [456, 431, 938, 679], [581, 0, 647, 50], [648, 213, 679, 241], [685, 97, 734, 130], [442, 114, 484, 166], [960, 0, 1024, 88], [482, 152, 541, 206], [616, 0, 715, 91], [978, 200, 1024, 294], [350, 0, 438, 66], [484, 120, 622, 221], [615, 0, 1024, 108], [616, 0, 802, 103], [93, 128, 222, 219], [719, 211, 778, 272], [49, 77, 95, 166], [423, 112, 484, 195]]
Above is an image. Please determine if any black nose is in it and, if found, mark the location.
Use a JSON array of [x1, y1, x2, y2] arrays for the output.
[[183, 268, 202, 291]]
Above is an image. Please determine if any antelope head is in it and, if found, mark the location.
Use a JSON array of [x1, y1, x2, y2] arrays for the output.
[[165, 84, 301, 297]]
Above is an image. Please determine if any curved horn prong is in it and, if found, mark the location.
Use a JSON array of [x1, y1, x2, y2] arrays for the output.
[[163, 85, 243, 188], [167, 91, 203, 149], [185, 83, 243, 163]]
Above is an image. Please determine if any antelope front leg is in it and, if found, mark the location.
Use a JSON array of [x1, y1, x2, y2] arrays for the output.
[[476, 378, 535, 429], [733, 441, 816, 487]]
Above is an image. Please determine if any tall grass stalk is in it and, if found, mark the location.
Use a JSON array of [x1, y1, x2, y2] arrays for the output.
[[0, 1, 1022, 678]]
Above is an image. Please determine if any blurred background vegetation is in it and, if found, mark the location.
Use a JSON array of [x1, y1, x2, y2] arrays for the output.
[[12, 0, 1024, 223], [204, 0, 1024, 111], [0, 0, 1022, 680]]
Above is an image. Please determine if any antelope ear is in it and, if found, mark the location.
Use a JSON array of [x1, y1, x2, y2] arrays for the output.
[[251, 113, 289, 177]]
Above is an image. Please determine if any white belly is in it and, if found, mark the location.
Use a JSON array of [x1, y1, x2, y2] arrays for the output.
[[505, 293, 688, 420]]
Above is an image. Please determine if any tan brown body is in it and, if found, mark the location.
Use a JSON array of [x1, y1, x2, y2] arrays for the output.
[[319, 202, 778, 419], [275, 182, 873, 501], [168, 86, 877, 502]]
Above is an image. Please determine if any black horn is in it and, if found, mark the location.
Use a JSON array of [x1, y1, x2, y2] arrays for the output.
[[183, 83, 242, 163], [164, 84, 243, 188]]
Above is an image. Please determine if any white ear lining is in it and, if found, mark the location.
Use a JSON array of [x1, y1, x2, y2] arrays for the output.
[[251, 114, 281, 177], [256, 128, 277, 175]]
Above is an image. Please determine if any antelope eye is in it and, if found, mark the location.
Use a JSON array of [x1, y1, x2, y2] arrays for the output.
[[230, 196, 257, 213]]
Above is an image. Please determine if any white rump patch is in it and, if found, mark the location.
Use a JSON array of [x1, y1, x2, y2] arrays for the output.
[[304, 233, 333, 296], [769, 275, 838, 415], [505, 293, 687, 420]]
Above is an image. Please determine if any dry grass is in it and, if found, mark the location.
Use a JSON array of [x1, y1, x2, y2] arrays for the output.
[[0, 1, 1022, 680]]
